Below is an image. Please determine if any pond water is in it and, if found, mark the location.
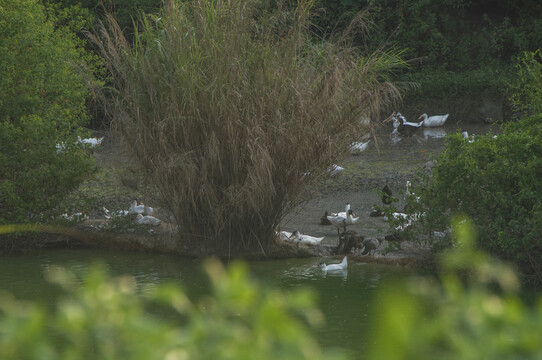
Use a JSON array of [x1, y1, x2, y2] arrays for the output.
[[0, 248, 412, 358], [350, 119, 502, 171]]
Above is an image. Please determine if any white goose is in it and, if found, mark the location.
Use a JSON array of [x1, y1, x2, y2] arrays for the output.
[[129, 200, 154, 216], [419, 113, 449, 127], [287, 230, 325, 246], [320, 256, 348, 271]]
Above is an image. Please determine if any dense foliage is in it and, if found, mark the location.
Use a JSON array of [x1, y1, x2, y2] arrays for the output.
[[371, 218, 542, 359], [415, 116, 542, 273], [509, 50, 542, 115], [45, 0, 162, 35], [405, 51, 542, 280], [0, 0, 95, 223], [315, 0, 542, 98], [317, 0, 542, 71]]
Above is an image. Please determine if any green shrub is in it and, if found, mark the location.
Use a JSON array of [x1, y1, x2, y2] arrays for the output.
[[46, 0, 163, 36], [0, 0, 95, 223], [509, 50, 542, 115], [371, 218, 542, 359], [410, 114, 542, 277], [401, 66, 512, 99], [315, 0, 542, 72], [0, 259, 343, 360]]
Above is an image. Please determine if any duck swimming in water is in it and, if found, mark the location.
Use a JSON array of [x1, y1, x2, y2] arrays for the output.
[[419, 113, 449, 127], [395, 115, 423, 136], [320, 256, 348, 271]]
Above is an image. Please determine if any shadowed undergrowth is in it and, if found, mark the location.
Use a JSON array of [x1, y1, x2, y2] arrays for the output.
[[92, 0, 404, 255]]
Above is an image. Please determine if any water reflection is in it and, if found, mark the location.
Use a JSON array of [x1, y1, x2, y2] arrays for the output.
[[423, 127, 447, 139], [320, 268, 348, 280]]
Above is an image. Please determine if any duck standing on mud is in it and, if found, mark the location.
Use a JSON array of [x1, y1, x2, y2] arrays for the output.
[[327, 209, 359, 235]]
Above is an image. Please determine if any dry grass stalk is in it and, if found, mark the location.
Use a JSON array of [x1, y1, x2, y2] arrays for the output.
[[91, 0, 404, 255]]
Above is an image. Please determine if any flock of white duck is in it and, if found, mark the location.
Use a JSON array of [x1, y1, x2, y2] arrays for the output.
[[322, 112, 449, 178], [101, 200, 162, 226], [280, 112, 451, 272]]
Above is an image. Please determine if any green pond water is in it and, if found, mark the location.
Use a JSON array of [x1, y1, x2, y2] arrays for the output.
[[0, 248, 413, 358]]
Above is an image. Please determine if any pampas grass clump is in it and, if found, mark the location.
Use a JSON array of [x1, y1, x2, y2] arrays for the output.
[[93, 0, 403, 255]]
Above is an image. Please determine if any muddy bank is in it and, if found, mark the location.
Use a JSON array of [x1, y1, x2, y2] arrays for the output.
[[8, 110, 504, 263], [2, 122, 450, 265]]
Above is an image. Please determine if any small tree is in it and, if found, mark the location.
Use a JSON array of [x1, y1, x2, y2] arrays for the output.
[[94, 0, 404, 255], [0, 0, 95, 223]]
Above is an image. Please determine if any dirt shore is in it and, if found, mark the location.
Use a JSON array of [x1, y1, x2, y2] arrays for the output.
[[14, 125, 448, 262], [5, 125, 451, 264]]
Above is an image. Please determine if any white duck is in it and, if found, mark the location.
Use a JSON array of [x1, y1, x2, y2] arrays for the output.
[[327, 209, 359, 234], [288, 230, 325, 246], [279, 231, 293, 242], [77, 136, 104, 147], [136, 213, 161, 226], [332, 203, 351, 217], [320, 256, 348, 271], [129, 200, 154, 216], [419, 113, 449, 127], [327, 164, 344, 176], [349, 140, 370, 155]]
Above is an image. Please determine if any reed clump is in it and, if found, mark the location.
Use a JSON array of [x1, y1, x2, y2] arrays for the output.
[[92, 0, 403, 255]]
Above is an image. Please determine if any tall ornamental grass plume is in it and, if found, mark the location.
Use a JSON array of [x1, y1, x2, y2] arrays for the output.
[[91, 0, 404, 255]]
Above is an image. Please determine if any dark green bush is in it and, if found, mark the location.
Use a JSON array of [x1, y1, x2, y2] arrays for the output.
[[509, 50, 542, 115], [0, 0, 95, 223], [413, 115, 542, 275], [315, 0, 542, 101], [399, 47, 542, 281], [401, 66, 513, 99], [47, 0, 163, 35], [371, 218, 542, 358], [315, 0, 542, 72]]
